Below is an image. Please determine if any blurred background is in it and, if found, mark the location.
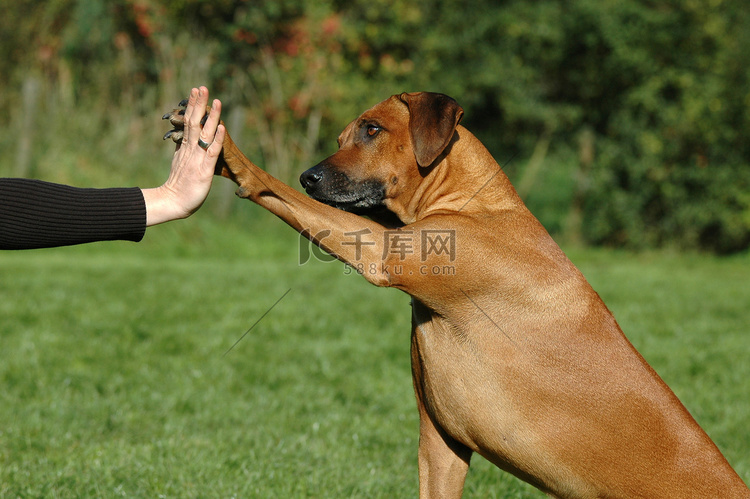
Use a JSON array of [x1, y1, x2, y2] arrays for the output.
[[1, 0, 749, 253]]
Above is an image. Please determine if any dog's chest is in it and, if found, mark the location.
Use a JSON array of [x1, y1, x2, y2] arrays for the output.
[[411, 300, 497, 422]]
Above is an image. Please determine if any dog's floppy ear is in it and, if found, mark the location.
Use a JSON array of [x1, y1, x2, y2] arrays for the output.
[[399, 92, 464, 167]]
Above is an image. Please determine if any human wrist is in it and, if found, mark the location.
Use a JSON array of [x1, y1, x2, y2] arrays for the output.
[[141, 186, 185, 227]]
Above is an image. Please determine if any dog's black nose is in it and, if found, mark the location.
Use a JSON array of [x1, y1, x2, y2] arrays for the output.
[[300, 168, 323, 189]]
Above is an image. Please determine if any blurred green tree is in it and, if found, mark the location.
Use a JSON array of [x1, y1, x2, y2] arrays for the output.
[[2, 0, 748, 252]]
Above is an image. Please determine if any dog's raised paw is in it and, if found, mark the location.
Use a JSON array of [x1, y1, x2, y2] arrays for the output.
[[162, 99, 188, 143], [162, 98, 210, 143]]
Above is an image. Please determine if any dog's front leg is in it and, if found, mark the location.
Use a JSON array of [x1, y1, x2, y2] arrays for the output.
[[412, 325, 472, 498], [416, 397, 472, 498], [163, 102, 392, 284], [222, 138, 401, 283]]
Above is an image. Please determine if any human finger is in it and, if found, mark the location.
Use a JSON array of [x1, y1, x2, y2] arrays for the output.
[[184, 87, 208, 146], [205, 123, 226, 156], [197, 99, 222, 151], [172, 87, 197, 150]]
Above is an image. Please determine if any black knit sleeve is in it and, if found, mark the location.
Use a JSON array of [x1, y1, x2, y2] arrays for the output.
[[0, 178, 147, 250]]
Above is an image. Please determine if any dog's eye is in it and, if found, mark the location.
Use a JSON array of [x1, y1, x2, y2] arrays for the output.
[[366, 125, 381, 137]]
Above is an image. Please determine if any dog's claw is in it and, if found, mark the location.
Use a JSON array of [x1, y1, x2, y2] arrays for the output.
[[164, 129, 184, 143], [161, 98, 190, 143]]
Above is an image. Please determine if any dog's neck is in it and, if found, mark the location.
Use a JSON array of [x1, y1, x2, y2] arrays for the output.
[[385, 127, 521, 224]]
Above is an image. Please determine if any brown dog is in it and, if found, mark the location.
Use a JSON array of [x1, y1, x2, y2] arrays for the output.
[[164, 92, 749, 498]]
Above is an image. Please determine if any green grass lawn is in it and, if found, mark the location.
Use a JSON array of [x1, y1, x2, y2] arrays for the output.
[[1, 213, 748, 497]]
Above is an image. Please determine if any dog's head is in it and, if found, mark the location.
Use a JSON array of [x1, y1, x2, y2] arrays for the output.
[[299, 92, 463, 221]]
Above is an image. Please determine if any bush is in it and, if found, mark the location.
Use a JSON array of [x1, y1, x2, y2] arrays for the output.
[[2, 0, 749, 252]]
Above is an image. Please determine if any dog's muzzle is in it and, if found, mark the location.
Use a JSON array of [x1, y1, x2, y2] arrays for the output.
[[299, 163, 385, 214]]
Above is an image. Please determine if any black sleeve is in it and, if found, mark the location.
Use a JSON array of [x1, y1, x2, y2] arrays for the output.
[[0, 178, 147, 250]]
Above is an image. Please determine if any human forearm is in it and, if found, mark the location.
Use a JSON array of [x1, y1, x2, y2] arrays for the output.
[[0, 178, 146, 249]]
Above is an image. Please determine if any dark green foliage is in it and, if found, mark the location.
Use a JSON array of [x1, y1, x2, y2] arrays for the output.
[[2, 0, 749, 252]]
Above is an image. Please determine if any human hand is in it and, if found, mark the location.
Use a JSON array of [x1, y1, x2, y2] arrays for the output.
[[142, 86, 226, 226]]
